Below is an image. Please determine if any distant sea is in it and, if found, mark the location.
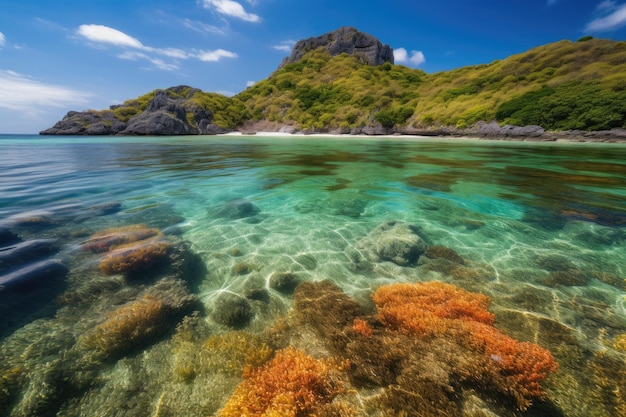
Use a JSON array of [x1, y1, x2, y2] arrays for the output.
[[1, 134, 625, 416]]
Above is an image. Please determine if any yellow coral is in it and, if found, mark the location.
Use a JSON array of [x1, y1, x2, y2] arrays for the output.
[[615, 334, 626, 352], [173, 330, 273, 381], [79, 296, 169, 356]]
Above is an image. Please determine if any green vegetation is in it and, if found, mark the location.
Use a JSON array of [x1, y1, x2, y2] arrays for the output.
[[106, 37, 626, 132]]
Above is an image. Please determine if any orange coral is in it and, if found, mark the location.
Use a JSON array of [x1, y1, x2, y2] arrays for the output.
[[372, 281, 558, 409], [82, 224, 161, 253], [99, 238, 171, 275], [352, 318, 372, 337], [373, 281, 494, 337], [217, 347, 346, 417], [79, 296, 169, 356]]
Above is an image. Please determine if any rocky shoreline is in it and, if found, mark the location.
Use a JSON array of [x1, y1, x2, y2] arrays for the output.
[[235, 121, 626, 143]]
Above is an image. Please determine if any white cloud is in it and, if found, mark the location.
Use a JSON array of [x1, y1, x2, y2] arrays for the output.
[[246, 80, 256, 87], [0, 69, 92, 112], [394, 48, 426, 67], [585, 2, 626, 32], [76, 24, 237, 69], [273, 40, 296, 52], [0, 32, 6, 48], [202, 0, 261, 22], [198, 48, 238, 61], [182, 19, 226, 35], [118, 51, 180, 71], [77, 24, 143, 48]]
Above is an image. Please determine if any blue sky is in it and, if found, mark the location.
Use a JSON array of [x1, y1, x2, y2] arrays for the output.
[[1, 0, 626, 133]]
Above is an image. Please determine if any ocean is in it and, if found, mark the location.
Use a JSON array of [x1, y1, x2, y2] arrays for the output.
[[1, 134, 625, 416]]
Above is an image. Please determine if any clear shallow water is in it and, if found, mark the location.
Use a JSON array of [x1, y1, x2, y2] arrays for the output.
[[1, 134, 625, 416]]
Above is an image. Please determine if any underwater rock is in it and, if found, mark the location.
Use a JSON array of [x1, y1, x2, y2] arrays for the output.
[[357, 221, 427, 266], [211, 292, 254, 328], [243, 287, 270, 303], [213, 199, 260, 219], [293, 280, 366, 352], [79, 279, 198, 357], [420, 245, 465, 265], [0, 239, 59, 273], [86, 201, 122, 216], [0, 228, 20, 246], [269, 271, 302, 294], [99, 238, 172, 276], [541, 269, 590, 287], [82, 224, 161, 254], [0, 259, 68, 293], [536, 254, 576, 272], [79, 296, 170, 357], [0, 260, 69, 339], [329, 198, 369, 218]]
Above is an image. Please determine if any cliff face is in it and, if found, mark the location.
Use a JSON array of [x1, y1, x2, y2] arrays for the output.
[[278, 26, 394, 69]]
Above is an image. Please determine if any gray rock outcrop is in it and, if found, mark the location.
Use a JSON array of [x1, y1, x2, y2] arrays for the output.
[[40, 85, 221, 136], [39, 110, 127, 135], [278, 26, 394, 69], [121, 87, 216, 135]]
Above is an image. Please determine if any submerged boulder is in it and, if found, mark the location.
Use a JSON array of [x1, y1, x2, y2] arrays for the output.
[[357, 221, 428, 266], [211, 292, 254, 328], [213, 199, 261, 219]]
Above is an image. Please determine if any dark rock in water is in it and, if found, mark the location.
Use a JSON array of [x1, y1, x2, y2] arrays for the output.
[[278, 26, 394, 69], [243, 287, 270, 303], [420, 245, 465, 265], [293, 280, 366, 352], [0, 259, 68, 292], [211, 293, 254, 328], [214, 199, 260, 219], [269, 271, 302, 294], [541, 269, 590, 287], [536, 254, 576, 272], [0, 228, 20, 246], [8, 211, 59, 230], [0, 239, 59, 273], [0, 259, 69, 338], [357, 221, 428, 266], [87, 201, 122, 216]]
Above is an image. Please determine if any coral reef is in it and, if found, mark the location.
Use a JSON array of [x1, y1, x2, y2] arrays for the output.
[[352, 318, 372, 337], [372, 281, 559, 409], [217, 346, 347, 417], [293, 280, 559, 413]]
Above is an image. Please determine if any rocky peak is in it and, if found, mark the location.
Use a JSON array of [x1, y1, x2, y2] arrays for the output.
[[278, 26, 394, 69]]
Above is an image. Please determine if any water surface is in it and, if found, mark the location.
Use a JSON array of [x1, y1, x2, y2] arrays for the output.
[[1, 134, 625, 416]]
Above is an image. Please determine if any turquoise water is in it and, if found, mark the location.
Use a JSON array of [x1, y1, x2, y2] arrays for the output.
[[1, 134, 625, 416]]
